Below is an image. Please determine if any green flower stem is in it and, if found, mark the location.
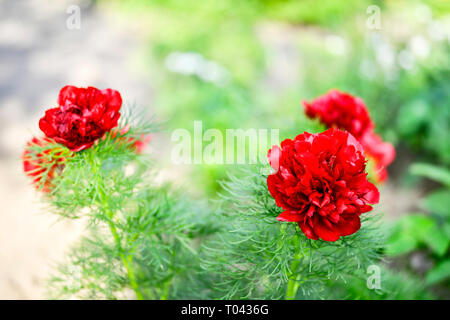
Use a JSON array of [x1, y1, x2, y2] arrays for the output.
[[285, 247, 304, 300], [160, 247, 176, 300], [160, 278, 172, 300], [104, 208, 144, 300], [92, 154, 144, 300]]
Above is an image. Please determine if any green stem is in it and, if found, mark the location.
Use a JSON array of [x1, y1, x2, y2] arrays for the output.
[[160, 244, 177, 300], [285, 248, 303, 300], [160, 278, 172, 300], [93, 155, 144, 300], [105, 215, 144, 300]]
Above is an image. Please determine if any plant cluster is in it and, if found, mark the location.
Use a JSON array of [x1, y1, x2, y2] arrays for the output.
[[23, 85, 432, 300]]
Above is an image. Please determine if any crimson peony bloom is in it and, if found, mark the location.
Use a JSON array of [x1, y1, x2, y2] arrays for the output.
[[360, 131, 396, 183], [303, 89, 374, 139], [267, 129, 379, 241], [303, 89, 395, 182], [39, 85, 122, 152], [22, 137, 70, 192]]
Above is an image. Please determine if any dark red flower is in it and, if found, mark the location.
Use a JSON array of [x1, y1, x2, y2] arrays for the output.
[[267, 129, 379, 241], [303, 89, 374, 140], [22, 137, 71, 192], [303, 89, 395, 182], [39, 86, 122, 152]]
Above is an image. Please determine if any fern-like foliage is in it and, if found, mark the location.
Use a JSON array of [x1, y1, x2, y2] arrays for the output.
[[42, 108, 218, 299], [201, 165, 385, 299], [323, 267, 434, 300], [30, 106, 429, 300]]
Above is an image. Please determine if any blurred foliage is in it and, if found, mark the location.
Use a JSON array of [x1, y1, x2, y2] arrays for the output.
[[395, 56, 450, 164], [325, 268, 434, 299], [104, 0, 450, 298], [387, 163, 450, 292], [107, 0, 450, 194]]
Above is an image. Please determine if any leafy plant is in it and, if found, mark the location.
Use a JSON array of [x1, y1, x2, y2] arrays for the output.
[[201, 166, 385, 299], [396, 64, 450, 165], [31, 109, 219, 299], [387, 163, 450, 288], [324, 267, 434, 300]]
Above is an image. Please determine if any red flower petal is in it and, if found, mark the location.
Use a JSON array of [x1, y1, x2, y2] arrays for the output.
[[58, 85, 80, 107], [40, 86, 123, 152], [268, 145, 282, 170], [277, 211, 301, 222], [303, 90, 395, 183], [267, 129, 379, 241], [313, 220, 342, 242], [303, 90, 374, 139], [298, 222, 319, 240]]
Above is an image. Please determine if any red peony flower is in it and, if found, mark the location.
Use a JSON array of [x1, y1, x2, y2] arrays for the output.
[[267, 129, 379, 241], [39, 85, 122, 152], [22, 137, 71, 192], [303, 89, 395, 182], [303, 89, 374, 139], [109, 125, 152, 154], [360, 131, 396, 183]]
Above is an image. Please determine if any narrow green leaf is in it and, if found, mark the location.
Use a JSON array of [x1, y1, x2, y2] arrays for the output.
[[410, 163, 450, 187], [423, 189, 450, 217], [423, 225, 449, 257], [426, 260, 450, 285]]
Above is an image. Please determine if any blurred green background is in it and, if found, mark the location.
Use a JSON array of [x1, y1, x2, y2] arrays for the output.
[[104, 0, 450, 299], [106, 0, 449, 191], [0, 0, 448, 299]]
